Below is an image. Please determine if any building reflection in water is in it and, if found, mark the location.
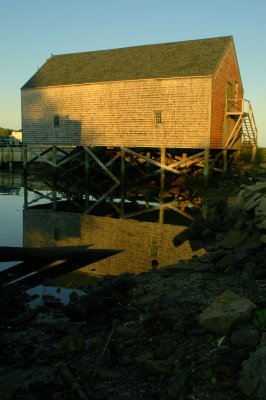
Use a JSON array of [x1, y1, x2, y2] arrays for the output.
[[23, 205, 204, 285]]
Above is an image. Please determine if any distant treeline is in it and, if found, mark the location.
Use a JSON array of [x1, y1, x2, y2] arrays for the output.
[[0, 127, 21, 136]]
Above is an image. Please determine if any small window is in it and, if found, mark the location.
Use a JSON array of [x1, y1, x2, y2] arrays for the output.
[[234, 81, 239, 103], [154, 111, 162, 124], [54, 115, 60, 127]]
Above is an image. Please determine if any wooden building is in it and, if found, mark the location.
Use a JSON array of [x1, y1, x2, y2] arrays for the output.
[[21, 35, 256, 149], [21, 36, 258, 217]]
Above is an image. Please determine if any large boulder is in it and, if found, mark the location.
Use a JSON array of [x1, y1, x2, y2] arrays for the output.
[[199, 290, 256, 335], [240, 346, 266, 399]]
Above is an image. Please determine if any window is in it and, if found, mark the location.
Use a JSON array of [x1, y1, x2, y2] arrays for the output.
[[154, 111, 162, 124], [234, 81, 239, 103], [54, 115, 60, 127]]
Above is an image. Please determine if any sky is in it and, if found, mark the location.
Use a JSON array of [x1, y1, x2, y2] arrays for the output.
[[1, 0, 266, 146]]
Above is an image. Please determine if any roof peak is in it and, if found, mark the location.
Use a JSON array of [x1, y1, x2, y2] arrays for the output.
[[53, 35, 233, 58], [22, 36, 234, 89]]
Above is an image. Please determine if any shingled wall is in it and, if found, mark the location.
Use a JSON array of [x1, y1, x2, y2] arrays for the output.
[[23, 210, 204, 277], [210, 41, 243, 148], [21, 76, 212, 149]]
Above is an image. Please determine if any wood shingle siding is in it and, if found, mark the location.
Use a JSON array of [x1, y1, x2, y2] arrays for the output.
[[22, 77, 212, 148], [210, 41, 243, 148], [21, 35, 243, 150]]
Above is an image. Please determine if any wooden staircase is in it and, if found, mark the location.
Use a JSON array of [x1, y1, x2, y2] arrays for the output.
[[225, 99, 258, 149], [241, 102, 257, 147]]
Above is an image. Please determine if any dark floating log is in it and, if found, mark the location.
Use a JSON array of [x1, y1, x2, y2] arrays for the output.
[[0, 246, 122, 287], [0, 244, 94, 262]]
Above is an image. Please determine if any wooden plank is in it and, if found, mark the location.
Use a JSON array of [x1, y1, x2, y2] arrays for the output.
[[85, 183, 120, 213], [0, 245, 94, 263], [84, 147, 120, 184], [123, 147, 182, 174], [225, 114, 242, 148], [3, 249, 122, 287], [58, 148, 84, 166]]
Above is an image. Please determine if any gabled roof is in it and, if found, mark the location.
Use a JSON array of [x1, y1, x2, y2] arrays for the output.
[[22, 36, 233, 89]]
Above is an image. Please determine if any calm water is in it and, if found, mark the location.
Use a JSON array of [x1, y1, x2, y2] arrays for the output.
[[0, 172, 203, 287]]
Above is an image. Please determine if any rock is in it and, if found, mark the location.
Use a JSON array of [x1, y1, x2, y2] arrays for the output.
[[154, 343, 174, 360], [257, 220, 266, 231], [207, 249, 229, 262], [214, 253, 235, 272], [136, 294, 159, 307], [59, 327, 85, 353], [201, 227, 214, 241], [139, 359, 171, 374], [219, 230, 248, 249], [189, 215, 207, 238], [260, 333, 266, 347], [207, 214, 223, 232], [0, 384, 15, 400], [240, 346, 266, 399], [255, 196, 266, 217], [116, 325, 138, 338], [117, 351, 134, 366], [230, 327, 259, 348], [134, 352, 153, 364], [173, 228, 190, 247], [242, 262, 258, 279], [89, 335, 106, 349], [199, 290, 257, 335], [260, 234, 266, 244], [166, 370, 189, 399], [96, 368, 121, 380]]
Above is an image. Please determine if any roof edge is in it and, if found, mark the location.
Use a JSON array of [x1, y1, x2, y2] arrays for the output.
[[21, 74, 213, 91]]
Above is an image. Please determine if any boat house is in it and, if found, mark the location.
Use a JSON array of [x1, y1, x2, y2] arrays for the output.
[[20, 36, 258, 217]]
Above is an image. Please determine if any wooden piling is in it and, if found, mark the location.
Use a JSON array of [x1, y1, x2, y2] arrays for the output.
[[204, 148, 210, 184], [160, 147, 166, 199], [223, 149, 228, 173], [121, 147, 126, 216]]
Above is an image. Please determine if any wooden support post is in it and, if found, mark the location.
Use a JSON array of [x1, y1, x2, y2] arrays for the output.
[[204, 148, 210, 184], [84, 150, 90, 210], [52, 145, 57, 167], [160, 147, 166, 199], [0, 148, 3, 168], [252, 145, 257, 163], [8, 148, 13, 173], [23, 174, 28, 209], [121, 147, 126, 217], [202, 203, 208, 220], [159, 207, 164, 224], [52, 145, 57, 182], [22, 146, 27, 174], [52, 189, 57, 211], [223, 149, 228, 173]]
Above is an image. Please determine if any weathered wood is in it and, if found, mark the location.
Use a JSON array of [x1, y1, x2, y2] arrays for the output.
[[160, 147, 166, 199], [2, 248, 122, 287], [204, 148, 210, 182], [123, 147, 182, 175], [85, 183, 120, 214], [223, 149, 228, 172], [225, 114, 242, 148], [84, 147, 120, 184], [120, 147, 126, 216], [0, 245, 94, 262]]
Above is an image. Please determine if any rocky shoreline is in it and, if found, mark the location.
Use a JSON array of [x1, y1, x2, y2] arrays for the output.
[[0, 167, 266, 400]]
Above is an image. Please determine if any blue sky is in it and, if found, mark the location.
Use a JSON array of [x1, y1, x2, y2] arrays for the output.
[[1, 0, 266, 145]]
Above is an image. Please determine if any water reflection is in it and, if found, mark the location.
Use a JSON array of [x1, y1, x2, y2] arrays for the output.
[[0, 172, 204, 287], [24, 209, 203, 281]]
